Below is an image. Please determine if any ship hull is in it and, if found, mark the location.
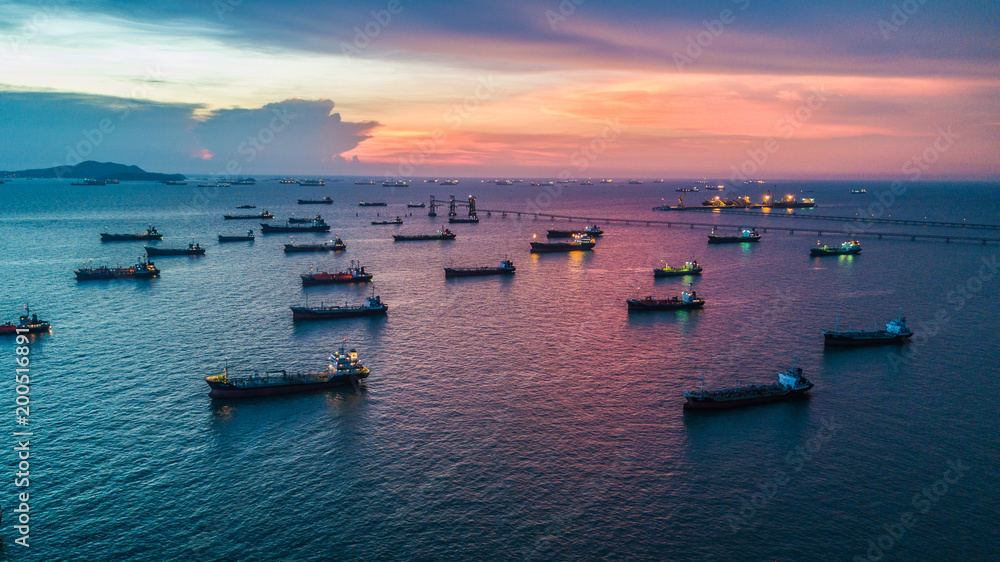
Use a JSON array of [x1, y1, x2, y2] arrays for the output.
[[224, 215, 271, 220], [301, 275, 372, 285], [530, 242, 595, 252], [653, 268, 702, 277], [811, 248, 861, 256], [0, 323, 50, 335], [290, 306, 388, 320], [627, 300, 705, 311], [297, 200, 333, 204], [218, 236, 254, 242], [284, 246, 334, 253], [145, 248, 205, 256], [261, 224, 331, 233], [708, 236, 760, 243], [823, 333, 911, 346], [75, 271, 158, 280], [101, 234, 162, 241], [393, 235, 456, 241], [444, 268, 515, 278], [206, 374, 365, 398], [448, 218, 479, 223], [684, 387, 811, 410]]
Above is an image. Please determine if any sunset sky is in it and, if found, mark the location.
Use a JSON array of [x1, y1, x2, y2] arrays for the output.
[[1, 0, 997, 178]]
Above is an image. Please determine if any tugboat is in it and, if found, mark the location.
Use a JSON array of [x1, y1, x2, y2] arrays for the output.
[[627, 288, 704, 311], [445, 259, 516, 278], [225, 210, 273, 220], [372, 216, 404, 225], [530, 234, 596, 252], [297, 196, 332, 204], [708, 227, 760, 243], [261, 221, 331, 233], [810, 240, 861, 256], [682, 357, 812, 410], [218, 230, 255, 242], [823, 311, 913, 346], [145, 242, 205, 256], [0, 305, 51, 335], [204, 342, 370, 398], [332, 237, 347, 251], [284, 239, 337, 253], [288, 215, 325, 224], [653, 260, 703, 277], [393, 228, 456, 241], [290, 294, 388, 320], [75, 257, 159, 280], [407, 202, 426, 208], [359, 201, 387, 207], [100, 225, 163, 241], [301, 261, 372, 285]]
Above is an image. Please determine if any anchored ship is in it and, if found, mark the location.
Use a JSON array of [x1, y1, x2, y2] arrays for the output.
[[225, 211, 273, 220], [445, 259, 516, 278], [144, 243, 205, 256], [823, 311, 912, 346], [383, 180, 409, 188], [708, 227, 760, 243], [100, 225, 162, 241], [811, 240, 861, 256], [301, 261, 372, 285], [204, 342, 369, 398], [297, 196, 332, 204], [290, 295, 388, 321], [218, 230, 255, 242], [627, 288, 705, 311], [547, 225, 604, 238], [407, 202, 426, 208], [372, 217, 403, 225], [530, 234, 596, 252], [288, 215, 325, 224], [759, 191, 816, 208], [0, 305, 51, 335], [75, 258, 159, 280], [393, 228, 456, 241], [261, 221, 331, 233], [359, 201, 387, 206], [653, 260, 702, 277], [284, 240, 338, 253], [683, 358, 812, 410]]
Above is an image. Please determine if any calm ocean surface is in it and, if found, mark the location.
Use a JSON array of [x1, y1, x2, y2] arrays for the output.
[[0, 179, 997, 561]]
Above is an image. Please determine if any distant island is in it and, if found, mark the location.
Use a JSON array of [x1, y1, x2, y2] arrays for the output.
[[0, 161, 186, 182]]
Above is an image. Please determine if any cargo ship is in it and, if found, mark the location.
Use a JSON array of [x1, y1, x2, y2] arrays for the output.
[[359, 201, 387, 206], [851, 188, 867, 194], [653, 260, 702, 277], [708, 227, 760, 243], [204, 342, 369, 398], [288, 215, 325, 224], [627, 288, 704, 311], [71, 178, 107, 186], [448, 215, 479, 224], [393, 228, 456, 241], [547, 225, 603, 238], [683, 358, 812, 410], [297, 179, 326, 187], [445, 259, 516, 278], [354, 180, 376, 185], [218, 230, 255, 242], [284, 240, 337, 253], [823, 311, 912, 346], [100, 225, 162, 241], [297, 196, 332, 204], [290, 294, 388, 321], [261, 221, 331, 233], [236, 204, 256, 209], [811, 240, 861, 256], [0, 305, 51, 335], [759, 192, 815, 208], [301, 261, 372, 285], [372, 217, 403, 225], [702, 195, 753, 208], [232, 178, 256, 185], [530, 234, 596, 252], [407, 202, 426, 208], [440, 180, 459, 185], [383, 180, 409, 188], [75, 258, 159, 280], [145, 242, 205, 256], [225, 211, 273, 220]]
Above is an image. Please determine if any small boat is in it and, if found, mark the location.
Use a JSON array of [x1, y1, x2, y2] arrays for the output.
[[708, 227, 760, 243], [0, 305, 51, 336], [145, 242, 205, 256], [75, 258, 159, 280], [236, 204, 256, 209], [627, 289, 704, 311], [372, 217, 403, 225], [225, 211, 273, 220], [301, 261, 372, 285], [290, 295, 388, 321], [297, 196, 332, 204], [851, 188, 867, 194], [219, 230, 255, 242], [653, 260, 702, 277], [204, 342, 370, 398], [448, 215, 479, 224], [445, 259, 516, 278], [823, 311, 912, 346], [359, 201, 387, 206], [261, 222, 331, 233], [332, 237, 347, 251], [683, 357, 812, 410], [407, 202, 426, 208], [383, 180, 409, 188], [288, 215, 325, 224], [530, 234, 596, 253], [393, 228, 456, 241], [811, 240, 861, 256], [100, 225, 162, 242], [298, 179, 326, 187]]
